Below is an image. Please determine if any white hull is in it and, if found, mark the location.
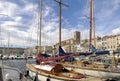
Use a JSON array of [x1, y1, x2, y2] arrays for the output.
[[29, 70, 63, 81], [68, 67, 120, 79]]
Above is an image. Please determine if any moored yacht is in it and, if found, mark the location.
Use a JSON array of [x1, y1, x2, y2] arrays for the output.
[[26, 63, 85, 81]]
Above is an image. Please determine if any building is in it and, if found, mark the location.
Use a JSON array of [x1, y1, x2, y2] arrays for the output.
[[101, 34, 120, 51], [0, 47, 24, 55], [74, 31, 80, 44], [23, 31, 120, 54], [54, 31, 81, 52], [80, 34, 120, 51]]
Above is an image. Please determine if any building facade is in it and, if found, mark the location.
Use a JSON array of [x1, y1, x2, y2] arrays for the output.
[[101, 35, 120, 51], [54, 31, 81, 52], [78, 34, 120, 52], [0, 47, 24, 55], [74, 31, 80, 44]]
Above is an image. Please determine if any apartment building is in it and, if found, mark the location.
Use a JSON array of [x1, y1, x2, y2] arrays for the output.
[[102, 34, 120, 51], [0, 47, 24, 55], [82, 34, 120, 51]]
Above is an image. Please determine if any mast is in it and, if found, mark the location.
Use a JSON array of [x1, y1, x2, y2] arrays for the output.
[[59, 0, 62, 47], [8, 32, 10, 57], [38, 0, 42, 53], [92, 0, 96, 48], [89, 0, 94, 51], [54, 0, 68, 47]]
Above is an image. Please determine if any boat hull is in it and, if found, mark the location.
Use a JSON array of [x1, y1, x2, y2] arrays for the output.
[[29, 70, 63, 81], [67, 67, 120, 79], [26, 64, 85, 81]]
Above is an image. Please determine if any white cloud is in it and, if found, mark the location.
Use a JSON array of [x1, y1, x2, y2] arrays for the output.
[[15, 16, 22, 21], [0, 1, 20, 17], [112, 27, 120, 35], [0, 0, 40, 47], [0, 0, 120, 48]]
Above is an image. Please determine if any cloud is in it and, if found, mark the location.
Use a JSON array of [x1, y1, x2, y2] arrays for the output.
[[0, 0, 39, 47], [0, 1, 21, 17], [0, 0, 92, 47], [0, 0, 120, 48], [112, 27, 120, 35]]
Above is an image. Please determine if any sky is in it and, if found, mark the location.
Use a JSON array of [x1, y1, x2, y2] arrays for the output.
[[0, 0, 120, 48]]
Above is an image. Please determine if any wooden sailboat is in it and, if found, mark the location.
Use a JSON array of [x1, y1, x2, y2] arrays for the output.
[[26, 0, 86, 81], [62, 0, 120, 80]]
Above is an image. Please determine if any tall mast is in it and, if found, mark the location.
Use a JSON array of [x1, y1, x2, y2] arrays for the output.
[[38, 0, 42, 53], [59, 0, 62, 47], [92, 0, 96, 48], [54, 0, 68, 47], [89, 0, 94, 51]]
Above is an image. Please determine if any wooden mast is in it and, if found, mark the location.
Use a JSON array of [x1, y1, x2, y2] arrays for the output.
[[89, 0, 94, 51], [38, 0, 42, 54], [54, 0, 68, 47], [59, 0, 62, 47], [92, 0, 96, 48], [54, 0, 62, 47]]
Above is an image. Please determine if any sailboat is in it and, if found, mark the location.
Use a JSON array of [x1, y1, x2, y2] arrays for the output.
[[61, 48, 120, 79], [26, 0, 86, 81], [61, 0, 120, 80]]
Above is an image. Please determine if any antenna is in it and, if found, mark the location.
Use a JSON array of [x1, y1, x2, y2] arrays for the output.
[[54, 0, 69, 7]]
